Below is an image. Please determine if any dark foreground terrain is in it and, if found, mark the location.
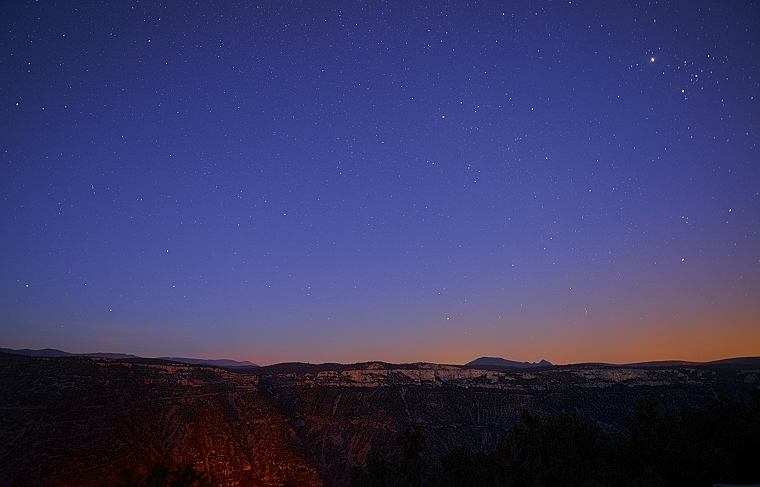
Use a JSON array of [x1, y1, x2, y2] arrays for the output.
[[0, 351, 758, 486]]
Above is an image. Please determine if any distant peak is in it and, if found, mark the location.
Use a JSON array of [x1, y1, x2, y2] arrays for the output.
[[159, 357, 259, 367], [0, 348, 259, 368], [465, 357, 552, 368]]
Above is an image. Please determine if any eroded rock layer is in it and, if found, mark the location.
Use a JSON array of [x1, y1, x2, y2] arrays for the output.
[[0, 353, 757, 486]]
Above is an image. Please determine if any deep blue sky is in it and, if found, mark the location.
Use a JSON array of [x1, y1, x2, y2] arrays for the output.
[[2, 0, 758, 365]]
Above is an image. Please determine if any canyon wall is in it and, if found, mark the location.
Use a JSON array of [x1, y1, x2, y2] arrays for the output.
[[1, 352, 757, 486]]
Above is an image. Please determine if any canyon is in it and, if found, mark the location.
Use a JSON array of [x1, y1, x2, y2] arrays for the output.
[[0, 351, 758, 486]]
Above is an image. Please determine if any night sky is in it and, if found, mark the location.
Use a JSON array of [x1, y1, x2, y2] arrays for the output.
[[2, 1, 758, 365]]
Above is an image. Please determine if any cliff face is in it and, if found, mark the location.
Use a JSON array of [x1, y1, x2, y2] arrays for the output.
[[0, 353, 757, 487], [256, 362, 758, 485], [0, 354, 321, 487]]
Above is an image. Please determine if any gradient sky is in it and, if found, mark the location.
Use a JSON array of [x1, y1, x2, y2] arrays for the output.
[[1, 0, 758, 365]]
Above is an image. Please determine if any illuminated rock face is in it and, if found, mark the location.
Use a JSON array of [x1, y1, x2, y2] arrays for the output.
[[0, 355, 321, 487], [0, 353, 757, 487]]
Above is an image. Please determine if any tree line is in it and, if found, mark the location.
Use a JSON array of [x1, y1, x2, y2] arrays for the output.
[[350, 389, 760, 487]]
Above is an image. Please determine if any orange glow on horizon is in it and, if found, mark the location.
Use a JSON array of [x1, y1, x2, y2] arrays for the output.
[[243, 316, 760, 366]]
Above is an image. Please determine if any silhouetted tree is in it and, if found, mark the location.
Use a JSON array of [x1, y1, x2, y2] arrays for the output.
[[352, 390, 760, 487], [114, 462, 212, 487], [397, 425, 426, 487], [349, 425, 429, 487]]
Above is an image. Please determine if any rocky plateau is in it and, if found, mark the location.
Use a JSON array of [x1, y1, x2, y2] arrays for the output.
[[1, 351, 758, 486]]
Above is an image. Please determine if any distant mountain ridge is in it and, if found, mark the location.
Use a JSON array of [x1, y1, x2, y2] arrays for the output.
[[624, 357, 760, 367], [0, 347, 258, 368], [2, 348, 759, 369], [465, 357, 553, 368], [159, 356, 259, 367], [466, 356, 760, 368]]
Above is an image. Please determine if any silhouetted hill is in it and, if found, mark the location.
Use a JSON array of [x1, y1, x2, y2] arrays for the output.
[[707, 356, 760, 366], [465, 356, 552, 368], [623, 359, 700, 367], [0, 347, 75, 357], [0, 347, 258, 368], [0, 347, 142, 360], [607, 357, 760, 368], [158, 356, 259, 367]]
